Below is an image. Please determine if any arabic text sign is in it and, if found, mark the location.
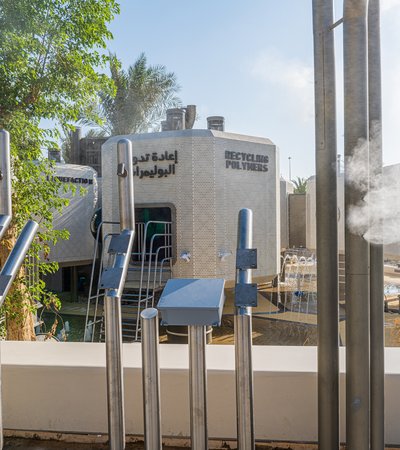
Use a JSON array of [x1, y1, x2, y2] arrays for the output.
[[133, 151, 178, 179]]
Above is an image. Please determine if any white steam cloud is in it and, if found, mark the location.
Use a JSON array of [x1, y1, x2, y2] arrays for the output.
[[346, 122, 400, 245]]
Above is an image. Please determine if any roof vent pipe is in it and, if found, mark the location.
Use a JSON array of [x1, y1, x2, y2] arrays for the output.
[[185, 105, 196, 129], [207, 116, 225, 131], [166, 108, 185, 131]]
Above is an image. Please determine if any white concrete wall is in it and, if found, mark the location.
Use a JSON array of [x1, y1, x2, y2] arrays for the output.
[[2, 342, 400, 445], [101, 129, 280, 283]]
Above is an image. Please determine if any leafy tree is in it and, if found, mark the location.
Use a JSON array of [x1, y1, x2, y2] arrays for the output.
[[292, 176, 308, 194], [81, 52, 181, 136], [0, 0, 120, 339]]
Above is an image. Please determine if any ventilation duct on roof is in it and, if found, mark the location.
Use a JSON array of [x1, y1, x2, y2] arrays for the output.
[[207, 116, 225, 132]]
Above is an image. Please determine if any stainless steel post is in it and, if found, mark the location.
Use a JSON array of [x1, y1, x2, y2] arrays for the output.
[[105, 138, 135, 450], [141, 308, 162, 450], [189, 324, 208, 450], [343, 1, 370, 448], [235, 208, 255, 450], [0, 130, 12, 240], [312, 1, 339, 449], [368, 1, 384, 448], [117, 139, 135, 231], [105, 290, 125, 450]]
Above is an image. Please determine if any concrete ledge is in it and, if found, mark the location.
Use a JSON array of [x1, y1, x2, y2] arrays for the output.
[[1, 342, 400, 445]]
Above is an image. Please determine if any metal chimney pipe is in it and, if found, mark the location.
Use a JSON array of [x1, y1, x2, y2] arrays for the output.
[[343, 1, 370, 449], [0, 130, 12, 241], [368, 1, 384, 448], [312, 1, 339, 449]]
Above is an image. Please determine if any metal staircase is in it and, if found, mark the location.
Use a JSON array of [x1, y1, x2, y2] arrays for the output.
[[84, 219, 173, 342]]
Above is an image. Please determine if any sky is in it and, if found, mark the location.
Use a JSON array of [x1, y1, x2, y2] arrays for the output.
[[103, 0, 400, 180]]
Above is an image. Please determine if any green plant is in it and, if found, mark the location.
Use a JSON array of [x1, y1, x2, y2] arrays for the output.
[[0, 0, 119, 339]]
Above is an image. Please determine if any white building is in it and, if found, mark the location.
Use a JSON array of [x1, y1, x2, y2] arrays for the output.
[[101, 128, 281, 285]]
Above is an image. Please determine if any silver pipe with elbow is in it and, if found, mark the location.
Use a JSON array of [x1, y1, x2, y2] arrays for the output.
[[105, 139, 135, 450], [343, 1, 370, 448]]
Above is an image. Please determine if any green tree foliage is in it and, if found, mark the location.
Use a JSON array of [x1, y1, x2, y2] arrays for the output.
[[81, 52, 181, 136], [292, 176, 308, 194], [0, 0, 120, 339]]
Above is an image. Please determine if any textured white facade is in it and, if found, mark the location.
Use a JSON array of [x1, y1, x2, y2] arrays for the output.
[[102, 129, 280, 283], [49, 164, 98, 265]]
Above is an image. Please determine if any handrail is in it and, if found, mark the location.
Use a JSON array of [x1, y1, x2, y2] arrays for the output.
[[0, 220, 39, 306], [0, 131, 12, 241]]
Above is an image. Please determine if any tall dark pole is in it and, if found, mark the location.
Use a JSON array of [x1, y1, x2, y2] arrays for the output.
[[312, 1, 339, 448], [343, 1, 370, 448], [368, 1, 385, 449]]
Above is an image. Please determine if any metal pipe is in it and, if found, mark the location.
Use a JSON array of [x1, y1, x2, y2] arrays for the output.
[[105, 290, 125, 450], [235, 208, 254, 450], [105, 138, 135, 449], [0, 220, 38, 306], [189, 324, 208, 450], [0, 130, 12, 241], [141, 308, 162, 450], [117, 139, 135, 231], [312, 1, 339, 448], [368, 1, 384, 448], [343, 1, 370, 448]]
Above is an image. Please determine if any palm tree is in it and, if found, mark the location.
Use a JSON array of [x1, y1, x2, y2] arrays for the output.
[[81, 53, 181, 136], [292, 176, 308, 194]]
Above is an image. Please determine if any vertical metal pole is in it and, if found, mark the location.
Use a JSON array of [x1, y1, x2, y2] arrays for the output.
[[0, 130, 12, 240], [235, 208, 255, 450], [312, 1, 339, 449], [117, 139, 135, 231], [105, 138, 135, 450], [368, 1, 384, 449], [105, 291, 125, 450], [141, 308, 162, 450], [343, 1, 370, 449], [189, 324, 208, 450]]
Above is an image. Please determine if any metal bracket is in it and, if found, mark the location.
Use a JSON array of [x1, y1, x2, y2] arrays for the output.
[[329, 17, 343, 31], [117, 162, 127, 177], [100, 267, 124, 289], [0, 274, 12, 298], [234, 283, 258, 307], [236, 248, 257, 270], [108, 233, 132, 254]]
